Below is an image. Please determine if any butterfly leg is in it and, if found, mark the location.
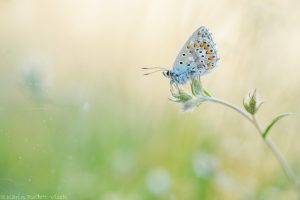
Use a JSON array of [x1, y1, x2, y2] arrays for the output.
[[170, 80, 180, 96], [170, 80, 179, 90]]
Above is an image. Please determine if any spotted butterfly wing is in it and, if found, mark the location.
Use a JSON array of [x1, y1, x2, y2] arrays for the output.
[[171, 26, 219, 83]]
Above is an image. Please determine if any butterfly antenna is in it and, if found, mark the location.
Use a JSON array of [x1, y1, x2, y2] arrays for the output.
[[141, 67, 168, 70], [143, 69, 166, 76]]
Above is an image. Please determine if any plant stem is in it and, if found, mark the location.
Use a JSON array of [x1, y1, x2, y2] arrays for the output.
[[203, 96, 299, 191], [252, 115, 300, 190]]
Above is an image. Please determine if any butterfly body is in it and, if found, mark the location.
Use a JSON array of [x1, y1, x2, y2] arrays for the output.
[[164, 26, 219, 85]]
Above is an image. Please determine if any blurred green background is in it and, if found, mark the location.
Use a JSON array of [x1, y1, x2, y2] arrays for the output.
[[0, 0, 300, 199]]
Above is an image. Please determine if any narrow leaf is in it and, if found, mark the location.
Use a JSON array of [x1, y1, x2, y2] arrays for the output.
[[172, 89, 192, 102], [262, 113, 292, 139], [168, 98, 184, 103], [203, 89, 211, 97], [191, 78, 203, 96]]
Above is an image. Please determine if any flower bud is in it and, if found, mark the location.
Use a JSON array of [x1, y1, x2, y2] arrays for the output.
[[243, 89, 263, 115]]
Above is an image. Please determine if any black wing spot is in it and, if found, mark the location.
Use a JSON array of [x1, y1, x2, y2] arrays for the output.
[[179, 61, 183, 64], [182, 53, 186, 56]]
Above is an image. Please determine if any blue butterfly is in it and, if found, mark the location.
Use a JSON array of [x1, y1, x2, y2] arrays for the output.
[[143, 26, 219, 86]]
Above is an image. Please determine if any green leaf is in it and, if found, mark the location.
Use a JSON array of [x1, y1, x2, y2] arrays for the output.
[[172, 89, 192, 102], [203, 89, 211, 97], [262, 113, 292, 139], [191, 78, 203, 96], [178, 89, 192, 101], [243, 96, 253, 114], [168, 98, 184, 103]]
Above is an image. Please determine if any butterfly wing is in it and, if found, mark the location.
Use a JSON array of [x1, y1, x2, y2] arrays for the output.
[[172, 26, 219, 78]]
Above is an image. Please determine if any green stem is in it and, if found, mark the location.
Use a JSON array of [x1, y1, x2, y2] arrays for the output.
[[252, 115, 300, 190], [203, 96, 299, 192]]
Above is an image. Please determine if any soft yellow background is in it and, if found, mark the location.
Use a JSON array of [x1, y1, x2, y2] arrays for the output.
[[0, 0, 300, 199]]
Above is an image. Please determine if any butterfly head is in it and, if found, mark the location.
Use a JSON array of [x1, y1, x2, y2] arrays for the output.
[[162, 70, 173, 79]]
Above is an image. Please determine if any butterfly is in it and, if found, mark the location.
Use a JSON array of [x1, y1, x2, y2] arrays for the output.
[[143, 26, 219, 85]]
